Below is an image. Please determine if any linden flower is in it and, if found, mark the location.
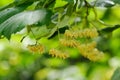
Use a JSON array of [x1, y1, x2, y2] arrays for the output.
[[64, 30, 73, 38], [86, 41, 97, 51], [89, 29, 98, 38], [49, 48, 58, 57], [87, 48, 104, 61], [77, 41, 103, 61], [59, 38, 79, 48], [77, 44, 87, 56], [64, 28, 98, 39], [27, 45, 39, 53], [27, 44, 45, 54], [83, 28, 98, 38], [77, 31, 84, 38], [36, 45, 45, 54], [49, 48, 69, 59], [64, 30, 82, 38], [77, 41, 96, 54]]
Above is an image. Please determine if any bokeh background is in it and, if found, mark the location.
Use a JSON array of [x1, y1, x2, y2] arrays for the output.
[[0, 0, 120, 80]]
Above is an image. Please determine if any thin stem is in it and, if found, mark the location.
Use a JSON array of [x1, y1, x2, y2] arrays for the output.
[[91, 1, 113, 27], [44, 0, 55, 8], [78, 0, 84, 9], [83, 0, 90, 28], [42, 0, 48, 8], [20, 35, 27, 42], [97, 20, 113, 26], [57, 13, 61, 39], [93, 0, 98, 7], [27, 25, 37, 39], [92, 7, 98, 20]]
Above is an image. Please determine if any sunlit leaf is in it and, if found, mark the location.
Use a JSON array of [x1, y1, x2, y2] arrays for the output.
[[0, 2, 15, 11], [54, 0, 68, 8], [0, 9, 52, 39]]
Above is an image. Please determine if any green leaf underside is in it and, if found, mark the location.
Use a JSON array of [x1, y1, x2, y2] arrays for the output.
[[0, 9, 52, 40], [111, 67, 120, 80]]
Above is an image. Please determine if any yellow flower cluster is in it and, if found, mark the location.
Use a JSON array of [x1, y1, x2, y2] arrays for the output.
[[77, 41, 96, 54], [27, 44, 45, 54], [60, 28, 104, 61], [87, 48, 103, 61], [49, 48, 69, 59], [26, 27, 103, 61], [64, 28, 98, 38], [77, 42, 104, 61], [59, 38, 79, 48]]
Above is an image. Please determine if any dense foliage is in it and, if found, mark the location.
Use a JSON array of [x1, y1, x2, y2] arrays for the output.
[[0, 0, 120, 80]]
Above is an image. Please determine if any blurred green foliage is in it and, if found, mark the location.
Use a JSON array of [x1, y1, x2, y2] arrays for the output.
[[0, 0, 120, 80], [0, 0, 13, 6]]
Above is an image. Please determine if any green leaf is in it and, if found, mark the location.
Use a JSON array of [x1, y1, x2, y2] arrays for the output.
[[54, 0, 68, 8], [14, 0, 35, 5], [112, 0, 120, 4], [30, 26, 50, 39], [0, 9, 52, 40], [0, 2, 15, 11], [111, 67, 120, 80], [0, 6, 28, 24], [92, 0, 115, 7], [66, 4, 74, 16], [57, 16, 70, 28], [0, 0, 33, 11], [99, 25, 120, 35]]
